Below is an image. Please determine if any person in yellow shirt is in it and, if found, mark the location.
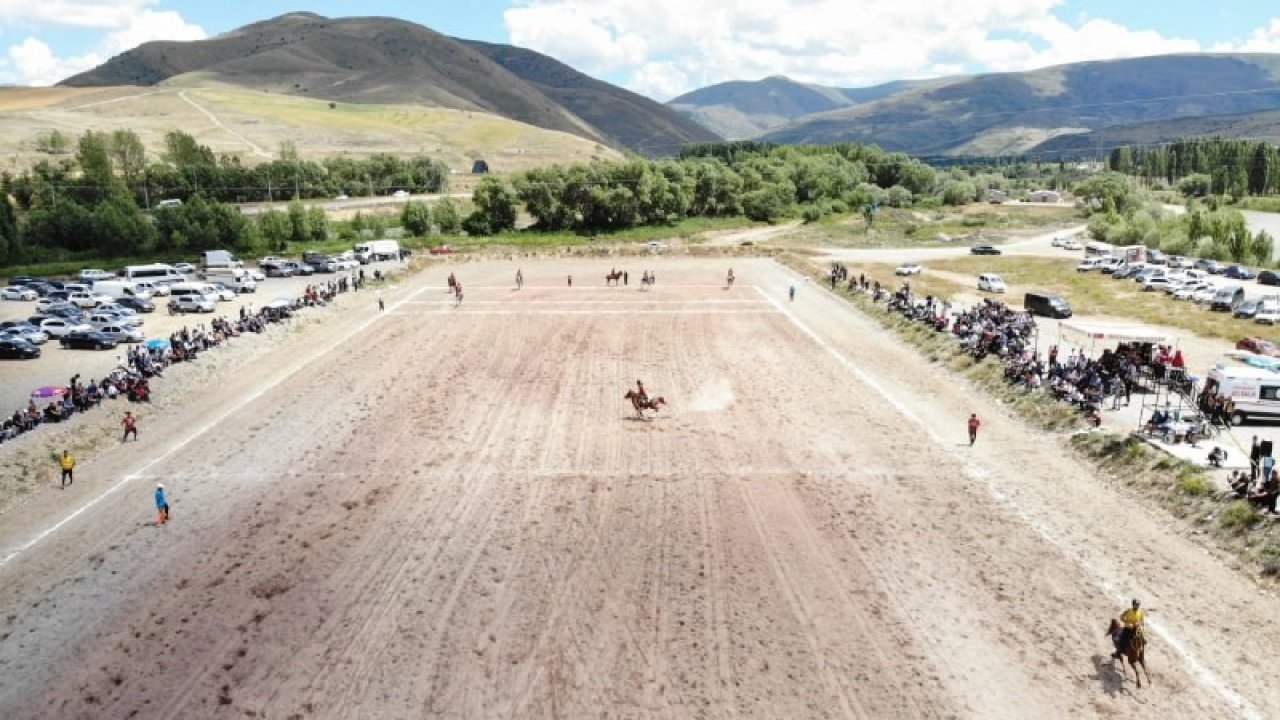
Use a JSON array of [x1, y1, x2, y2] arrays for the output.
[[58, 450, 75, 488], [1113, 598, 1145, 659]]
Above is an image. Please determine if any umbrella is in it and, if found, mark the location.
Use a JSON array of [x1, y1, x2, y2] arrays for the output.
[[31, 385, 68, 399], [144, 338, 171, 351]]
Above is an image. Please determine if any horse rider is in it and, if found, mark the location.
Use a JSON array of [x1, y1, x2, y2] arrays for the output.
[[1112, 598, 1145, 659], [636, 380, 648, 404]]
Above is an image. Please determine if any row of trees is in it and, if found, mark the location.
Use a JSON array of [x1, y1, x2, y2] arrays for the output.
[[1078, 171, 1274, 265], [1109, 138, 1280, 198]]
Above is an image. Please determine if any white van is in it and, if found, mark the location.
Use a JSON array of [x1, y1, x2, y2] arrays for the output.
[[123, 263, 186, 285], [92, 280, 153, 301], [1207, 365, 1280, 424], [977, 273, 1007, 293], [168, 281, 222, 303], [202, 267, 257, 293]]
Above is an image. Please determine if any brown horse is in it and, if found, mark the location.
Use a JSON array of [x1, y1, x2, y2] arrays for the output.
[[606, 270, 624, 286], [624, 390, 666, 419], [1106, 619, 1150, 688]]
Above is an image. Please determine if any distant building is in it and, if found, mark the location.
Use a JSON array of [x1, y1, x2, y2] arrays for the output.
[[985, 189, 1007, 204], [1028, 189, 1062, 203], [471, 159, 490, 174]]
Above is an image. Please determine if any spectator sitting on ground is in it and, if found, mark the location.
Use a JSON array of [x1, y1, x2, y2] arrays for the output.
[[1230, 470, 1252, 498], [1208, 446, 1228, 468], [1249, 471, 1279, 513]]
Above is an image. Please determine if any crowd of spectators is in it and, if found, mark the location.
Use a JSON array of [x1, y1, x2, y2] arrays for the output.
[[0, 276, 369, 447]]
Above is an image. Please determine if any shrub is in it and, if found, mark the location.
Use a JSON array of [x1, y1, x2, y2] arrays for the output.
[[1221, 500, 1262, 532], [1176, 473, 1214, 496]]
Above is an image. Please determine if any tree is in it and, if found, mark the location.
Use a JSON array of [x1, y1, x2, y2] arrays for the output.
[[464, 178, 517, 235], [433, 198, 462, 234], [287, 201, 310, 246], [401, 200, 432, 236], [257, 210, 292, 252], [1251, 230, 1275, 266], [108, 129, 147, 191], [1177, 174, 1211, 198], [1074, 172, 1139, 216], [0, 193, 19, 265], [76, 131, 117, 194], [307, 206, 328, 243], [34, 130, 70, 155]]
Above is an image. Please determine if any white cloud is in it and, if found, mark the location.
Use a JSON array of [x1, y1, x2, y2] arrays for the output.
[[1212, 18, 1280, 53], [505, 0, 1206, 99], [1, 4, 204, 85]]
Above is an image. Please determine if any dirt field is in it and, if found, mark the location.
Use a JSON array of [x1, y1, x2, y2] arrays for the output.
[[0, 257, 1277, 719]]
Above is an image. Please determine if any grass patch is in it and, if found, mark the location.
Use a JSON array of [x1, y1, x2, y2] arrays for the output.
[[775, 204, 1080, 250], [1222, 500, 1263, 532]]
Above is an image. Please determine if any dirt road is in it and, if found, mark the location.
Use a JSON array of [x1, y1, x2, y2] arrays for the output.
[[0, 258, 1275, 719]]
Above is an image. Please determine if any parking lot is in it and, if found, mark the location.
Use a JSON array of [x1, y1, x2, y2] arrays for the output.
[[0, 259, 402, 415]]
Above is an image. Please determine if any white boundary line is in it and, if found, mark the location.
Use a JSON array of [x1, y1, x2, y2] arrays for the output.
[[752, 282, 1261, 720], [392, 309, 778, 316], [402, 299, 767, 305], [0, 282, 434, 569]]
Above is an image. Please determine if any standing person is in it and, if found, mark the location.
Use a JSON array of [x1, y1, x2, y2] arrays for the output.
[[378, 297, 385, 313], [121, 411, 138, 442], [516, 269, 524, 289], [789, 283, 796, 302], [59, 450, 75, 488], [967, 413, 981, 446], [154, 483, 169, 525], [623, 271, 628, 286], [1250, 435, 1261, 481], [567, 275, 573, 287]]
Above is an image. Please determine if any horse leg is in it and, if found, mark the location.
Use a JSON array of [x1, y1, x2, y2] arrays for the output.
[[1138, 658, 1150, 688]]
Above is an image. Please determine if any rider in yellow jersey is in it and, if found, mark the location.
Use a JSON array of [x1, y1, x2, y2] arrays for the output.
[[1113, 599, 1145, 658]]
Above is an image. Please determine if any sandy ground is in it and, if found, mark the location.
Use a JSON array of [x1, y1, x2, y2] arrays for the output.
[[0, 257, 1278, 719]]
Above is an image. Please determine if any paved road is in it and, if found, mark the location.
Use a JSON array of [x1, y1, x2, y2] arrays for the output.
[[238, 192, 471, 216]]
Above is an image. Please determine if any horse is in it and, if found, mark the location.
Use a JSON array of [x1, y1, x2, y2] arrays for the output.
[[1106, 619, 1150, 688], [624, 390, 666, 419], [606, 270, 624, 286]]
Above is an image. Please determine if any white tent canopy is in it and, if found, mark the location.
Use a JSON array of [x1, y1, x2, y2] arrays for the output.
[[1058, 320, 1171, 347]]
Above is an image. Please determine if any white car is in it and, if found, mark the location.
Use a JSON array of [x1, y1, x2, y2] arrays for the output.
[[1257, 304, 1280, 325], [895, 263, 923, 276], [1142, 277, 1174, 292], [1172, 281, 1211, 301], [38, 318, 92, 337], [1050, 236, 1064, 247], [1077, 257, 1103, 271], [978, 273, 1007, 293], [173, 262, 197, 275], [134, 281, 170, 297], [1192, 286, 1218, 304], [68, 290, 112, 309], [335, 193, 349, 200], [209, 284, 237, 301], [392, 190, 409, 198], [0, 285, 37, 300], [87, 311, 143, 328], [246, 269, 266, 282], [95, 323, 145, 343], [1061, 239, 1082, 251], [1097, 256, 1124, 273]]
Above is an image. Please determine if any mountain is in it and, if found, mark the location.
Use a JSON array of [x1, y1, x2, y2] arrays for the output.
[[59, 12, 716, 155], [667, 75, 924, 139], [673, 54, 1280, 156], [459, 40, 718, 154], [1027, 107, 1280, 158]]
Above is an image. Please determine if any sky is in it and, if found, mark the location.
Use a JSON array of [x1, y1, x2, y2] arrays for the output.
[[2, 1, 1280, 100]]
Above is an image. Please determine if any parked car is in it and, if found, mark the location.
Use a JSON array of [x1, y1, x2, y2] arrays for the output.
[[173, 262, 197, 274], [0, 285, 37, 301], [1166, 255, 1192, 269], [1237, 337, 1280, 357], [87, 311, 143, 328], [38, 318, 91, 337], [970, 244, 1002, 256], [94, 324, 145, 343], [68, 290, 111, 309], [1050, 236, 1065, 247], [133, 281, 170, 297], [392, 189, 409, 198], [1234, 299, 1262, 319], [168, 295, 215, 314], [1256, 304, 1280, 325], [1146, 249, 1166, 265], [25, 281, 56, 297], [1258, 270, 1280, 286], [1193, 258, 1223, 274], [978, 273, 1007, 293], [1060, 239, 1081, 251], [1222, 265, 1257, 280], [246, 268, 266, 282], [59, 330, 118, 350], [261, 261, 294, 278], [1192, 285, 1219, 304], [1132, 268, 1165, 284], [1142, 277, 1174, 292], [113, 296, 155, 313], [208, 283, 237, 301], [0, 324, 48, 344], [1172, 281, 1213, 300], [895, 263, 923, 276], [1112, 263, 1143, 280], [0, 337, 40, 359], [285, 261, 314, 276], [1077, 257, 1103, 271], [8, 275, 42, 286], [1097, 256, 1124, 273]]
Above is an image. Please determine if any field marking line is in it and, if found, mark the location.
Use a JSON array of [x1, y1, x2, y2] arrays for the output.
[[0, 284, 432, 570], [402, 299, 768, 305], [752, 279, 1261, 720], [393, 309, 778, 316]]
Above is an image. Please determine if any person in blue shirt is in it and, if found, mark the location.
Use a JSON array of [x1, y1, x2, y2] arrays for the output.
[[155, 483, 169, 525]]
